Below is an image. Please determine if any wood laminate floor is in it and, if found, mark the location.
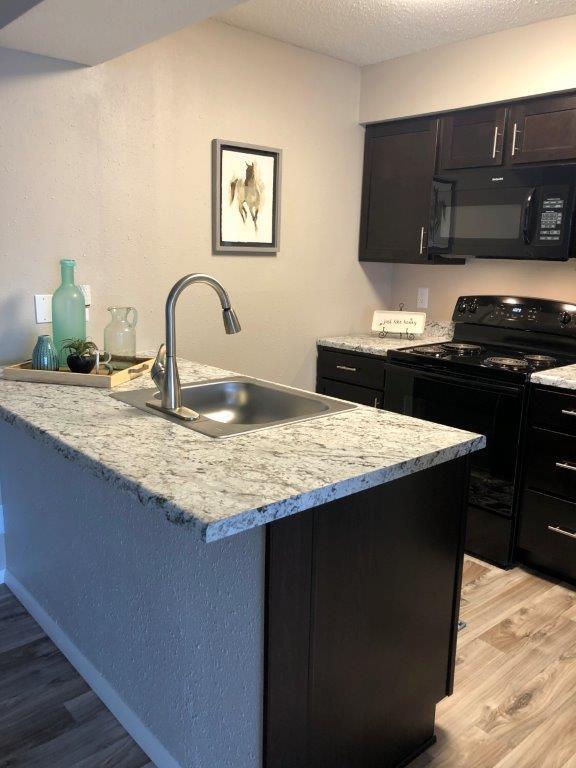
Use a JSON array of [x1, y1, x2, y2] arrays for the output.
[[413, 557, 576, 768], [0, 584, 154, 768], [2, 559, 576, 767]]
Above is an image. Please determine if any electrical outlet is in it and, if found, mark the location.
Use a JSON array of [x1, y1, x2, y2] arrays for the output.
[[34, 294, 52, 324], [417, 287, 429, 309]]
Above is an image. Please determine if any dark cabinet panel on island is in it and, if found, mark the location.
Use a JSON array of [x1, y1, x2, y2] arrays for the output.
[[265, 457, 470, 768], [317, 377, 382, 408], [439, 106, 507, 170], [509, 93, 576, 164], [359, 118, 438, 264]]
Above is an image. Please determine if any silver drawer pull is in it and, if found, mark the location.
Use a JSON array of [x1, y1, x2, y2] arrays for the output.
[[373, 396, 380, 408], [548, 525, 576, 540], [556, 461, 576, 472], [336, 365, 357, 372], [561, 409, 576, 417]]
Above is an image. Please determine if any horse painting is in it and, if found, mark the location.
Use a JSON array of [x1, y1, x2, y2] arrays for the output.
[[229, 161, 265, 233]]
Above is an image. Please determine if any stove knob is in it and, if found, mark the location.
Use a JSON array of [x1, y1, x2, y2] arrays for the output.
[[468, 304, 477, 314], [561, 312, 572, 326], [457, 301, 467, 314]]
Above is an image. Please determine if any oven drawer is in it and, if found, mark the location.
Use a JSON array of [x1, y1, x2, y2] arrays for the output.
[[517, 489, 576, 583], [531, 387, 576, 435], [525, 428, 576, 501], [317, 348, 386, 389]]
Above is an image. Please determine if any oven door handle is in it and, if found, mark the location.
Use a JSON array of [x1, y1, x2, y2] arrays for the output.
[[522, 187, 536, 245], [385, 362, 521, 395]]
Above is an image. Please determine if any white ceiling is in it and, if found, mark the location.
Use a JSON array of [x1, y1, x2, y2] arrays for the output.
[[216, 0, 576, 67]]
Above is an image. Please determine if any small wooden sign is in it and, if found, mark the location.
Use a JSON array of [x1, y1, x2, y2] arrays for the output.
[[371, 310, 426, 336]]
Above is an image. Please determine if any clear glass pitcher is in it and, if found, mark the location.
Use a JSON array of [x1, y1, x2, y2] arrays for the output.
[[104, 306, 138, 357]]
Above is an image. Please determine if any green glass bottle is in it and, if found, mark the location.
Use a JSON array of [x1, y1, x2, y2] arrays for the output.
[[52, 259, 86, 368]]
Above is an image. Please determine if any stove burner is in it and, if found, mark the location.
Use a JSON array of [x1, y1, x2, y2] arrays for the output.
[[411, 345, 447, 357], [442, 342, 484, 356], [524, 354, 557, 367], [485, 356, 529, 370]]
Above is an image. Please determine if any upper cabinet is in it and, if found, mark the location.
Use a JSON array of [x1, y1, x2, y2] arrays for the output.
[[359, 118, 438, 263], [439, 106, 507, 170], [509, 93, 576, 164]]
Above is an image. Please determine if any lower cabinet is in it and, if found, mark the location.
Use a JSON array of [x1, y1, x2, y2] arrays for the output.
[[517, 385, 576, 584], [317, 347, 385, 407], [264, 458, 469, 768], [317, 377, 382, 407]]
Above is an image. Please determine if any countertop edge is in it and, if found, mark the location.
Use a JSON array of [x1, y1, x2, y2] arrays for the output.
[[203, 433, 486, 541]]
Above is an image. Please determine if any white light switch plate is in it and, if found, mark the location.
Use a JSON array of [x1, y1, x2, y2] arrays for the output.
[[34, 294, 52, 324], [417, 287, 429, 309]]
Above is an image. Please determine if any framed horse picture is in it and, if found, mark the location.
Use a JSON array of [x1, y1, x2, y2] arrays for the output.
[[212, 139, 282, 254]]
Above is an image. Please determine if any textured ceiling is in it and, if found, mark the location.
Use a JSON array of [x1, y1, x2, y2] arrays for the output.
[[216, 0, 576, 66]]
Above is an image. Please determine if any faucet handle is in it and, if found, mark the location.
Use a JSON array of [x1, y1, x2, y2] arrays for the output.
[[151, 343, 166, 391]]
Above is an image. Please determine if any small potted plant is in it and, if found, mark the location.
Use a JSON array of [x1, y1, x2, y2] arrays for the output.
[[62, 339, 99, 374]]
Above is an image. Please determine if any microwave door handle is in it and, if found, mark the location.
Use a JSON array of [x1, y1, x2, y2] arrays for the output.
[[522, 187, 536, 244]]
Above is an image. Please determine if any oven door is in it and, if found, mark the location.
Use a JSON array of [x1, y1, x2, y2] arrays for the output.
[[384, 363, 524, 566], [428, 171, 574, 261]]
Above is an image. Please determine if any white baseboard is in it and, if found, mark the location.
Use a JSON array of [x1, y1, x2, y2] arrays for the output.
[[5, 571, 181, 768]]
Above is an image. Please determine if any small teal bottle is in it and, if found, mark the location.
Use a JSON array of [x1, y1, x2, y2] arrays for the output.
[[32, 335, 59, 371], [52, 259, 86, 367]]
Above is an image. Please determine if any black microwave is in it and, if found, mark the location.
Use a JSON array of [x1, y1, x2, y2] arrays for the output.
[[428, 164, 576, 261]]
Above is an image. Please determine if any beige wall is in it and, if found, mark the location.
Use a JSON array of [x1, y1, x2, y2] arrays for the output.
[[360, 13, 576, 318], [390, 260, 576, 321], [360, 14, 576, 124], [0, 20, 392, 390]]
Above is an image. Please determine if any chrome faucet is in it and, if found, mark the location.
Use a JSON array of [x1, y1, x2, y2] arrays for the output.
[[147, 273, 241, 421]]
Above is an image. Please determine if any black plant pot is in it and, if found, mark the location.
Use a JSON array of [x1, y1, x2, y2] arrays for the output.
[[67, 353, 97, 374]]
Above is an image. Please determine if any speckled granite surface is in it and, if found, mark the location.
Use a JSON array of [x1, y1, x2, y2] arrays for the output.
[[317, 321, 454, 356], [0, 357, 484, 542], [531, 364, 576, 392]]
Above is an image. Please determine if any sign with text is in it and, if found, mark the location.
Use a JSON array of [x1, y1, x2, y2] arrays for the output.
[[371, 310, 426, 336]]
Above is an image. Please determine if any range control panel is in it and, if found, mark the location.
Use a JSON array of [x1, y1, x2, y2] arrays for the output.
[[453, 295, 576, 334]]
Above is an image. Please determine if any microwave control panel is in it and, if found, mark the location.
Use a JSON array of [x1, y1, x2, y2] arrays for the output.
[[536, 191, 567, 244]]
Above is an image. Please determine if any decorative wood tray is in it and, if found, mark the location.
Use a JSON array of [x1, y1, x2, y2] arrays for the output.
[[3, 356, 154, 389]]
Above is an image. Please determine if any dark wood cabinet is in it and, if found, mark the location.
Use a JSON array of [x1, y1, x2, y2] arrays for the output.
[[265, 457, 469, 768], [439, 106, 507, 169], [509, 93, 576, 164], [316, 347, 385, 407], [359, 118, 438, 263], [517, 386, 576, 584]]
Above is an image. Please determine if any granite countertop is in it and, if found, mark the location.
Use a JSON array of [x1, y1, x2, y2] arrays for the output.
[[0, 357, 484, 542], [531, 363, 576, 392], [317, 321, 454, 356]]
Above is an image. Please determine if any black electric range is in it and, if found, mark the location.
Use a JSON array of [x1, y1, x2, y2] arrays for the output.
[[384, 295, 576, 567]]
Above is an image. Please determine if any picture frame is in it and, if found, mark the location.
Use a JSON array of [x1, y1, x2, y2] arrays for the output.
[[212, 139, 282, 254]]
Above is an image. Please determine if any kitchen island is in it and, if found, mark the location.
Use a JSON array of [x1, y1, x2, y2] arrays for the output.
[[0, 358, 484, 768]]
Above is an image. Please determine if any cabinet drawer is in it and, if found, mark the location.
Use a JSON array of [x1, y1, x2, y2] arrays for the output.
[[317, 349, 386, 389], [518, 490, 576, 583], [525, 428, 576, 501], [317, 378, 382, 408], [531, 387, 576, 435]]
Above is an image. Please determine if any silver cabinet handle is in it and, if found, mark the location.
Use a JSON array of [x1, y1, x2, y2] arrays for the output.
[[561, 409, 576, 417], [511, 122, 520, 156], [373, 396, 380, 408], [492, 126, 499, 158], [336, 365, 357, 372], [419, 226, 425, 255], [548, 525, 576, 540], [555, 461, 576, 472]]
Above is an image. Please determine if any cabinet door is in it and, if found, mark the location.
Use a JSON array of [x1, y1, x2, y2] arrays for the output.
[[439, 106, 506, 169], [359, 118, 438, 263], [317, 377, 382, 408], [509, 94, 576, 164]]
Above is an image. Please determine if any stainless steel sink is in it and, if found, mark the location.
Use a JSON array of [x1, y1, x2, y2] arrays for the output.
[[112, 376, 356, 438]]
